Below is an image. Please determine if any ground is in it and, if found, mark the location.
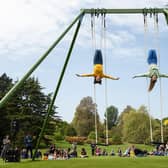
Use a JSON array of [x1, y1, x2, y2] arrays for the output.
[[0, 156, 168, 168]]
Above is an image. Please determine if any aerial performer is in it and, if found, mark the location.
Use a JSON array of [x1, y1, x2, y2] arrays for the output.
[[133, 49, 168, 92], [76, 49, 120, 84]]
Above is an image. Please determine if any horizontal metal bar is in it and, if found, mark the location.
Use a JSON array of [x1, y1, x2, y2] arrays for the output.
[[82, 8, 168, 14]]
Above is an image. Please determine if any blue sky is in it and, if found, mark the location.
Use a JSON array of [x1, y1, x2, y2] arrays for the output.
[[0, 0, 168, 122]]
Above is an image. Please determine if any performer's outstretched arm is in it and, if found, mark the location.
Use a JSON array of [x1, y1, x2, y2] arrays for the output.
[[159, 74, 168, 78], [133, 73, 149, 78], [76, 74, 94, 77], [103, 74, 120, 80]]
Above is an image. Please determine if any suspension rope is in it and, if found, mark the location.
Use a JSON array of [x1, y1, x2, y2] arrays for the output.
[[146, 78, 153, 142], [159, 78, 164, 143], [154, 13, 164, 143], [102, 13, 109, 145], [94, 84, 98, 144], [91, 14, 98, 144], [144, 12, 153, 142]]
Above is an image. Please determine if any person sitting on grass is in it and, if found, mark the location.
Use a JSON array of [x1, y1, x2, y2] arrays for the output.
[[101, 149, 108, 156], [80, 148, 88, 158], [110, 149, 115, 156]]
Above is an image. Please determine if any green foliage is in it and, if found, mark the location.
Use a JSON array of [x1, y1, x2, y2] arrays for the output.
[[54, 132, 64, 141], [65, 125, 77, 136], [0, 74, 14, 138], [0, 73, 60, 146], [88, 131, 96, 140], [121, 106, 151, 144], [71, 96, 101, 137], [104, 105, 118, 129], [109, 127, 122, 144]]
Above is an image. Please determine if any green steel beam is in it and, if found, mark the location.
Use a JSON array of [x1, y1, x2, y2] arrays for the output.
[[82, 8, 168, 25], [32, 14, 84, 161], [163, 9, 168, 25], [82, 8, 167, 14], [0, 10, 84, 109]]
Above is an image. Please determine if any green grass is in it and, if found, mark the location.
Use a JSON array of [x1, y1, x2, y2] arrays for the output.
[[0, 142, 161, 168], [1, 157, 168, 168]]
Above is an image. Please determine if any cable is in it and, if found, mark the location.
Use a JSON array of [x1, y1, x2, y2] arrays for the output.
[[154, 13, 164, 143], [144, 12, 154, 142], [91, 14, 98, 144], [94, 84, 98, 144], [146, 78, 153, 142], [102, 13, 109, 145]]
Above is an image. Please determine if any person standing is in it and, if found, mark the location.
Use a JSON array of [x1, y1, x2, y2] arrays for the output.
[[90, 142, 96, 156], [24, 133, 33, 158], [1, 135, 11, 160]]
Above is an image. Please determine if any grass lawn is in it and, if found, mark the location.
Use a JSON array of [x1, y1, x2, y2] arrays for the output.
[[0, 142, 164, 168], [0, 156, 168, 168]]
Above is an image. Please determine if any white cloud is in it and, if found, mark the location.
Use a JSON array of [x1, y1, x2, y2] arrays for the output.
[[0, 0, 168, 122]]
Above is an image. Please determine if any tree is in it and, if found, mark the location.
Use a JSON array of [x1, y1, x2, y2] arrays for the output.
[[0, 74, 60, 146], [65, 125, 77, 136], [122, 106, 151, 144], [0, 73, 14, 140], [104, 105, 118, 129], [71, 96, 101, 137]]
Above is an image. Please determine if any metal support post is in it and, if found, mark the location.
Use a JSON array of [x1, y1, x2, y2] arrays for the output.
[[32, 14, 84, 160], [163, 9, 168, 25]]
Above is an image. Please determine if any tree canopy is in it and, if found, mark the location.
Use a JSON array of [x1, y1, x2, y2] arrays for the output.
[[0, 73, 60, 147]]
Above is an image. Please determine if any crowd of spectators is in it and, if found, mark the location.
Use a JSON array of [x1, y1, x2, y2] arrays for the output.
[[1, 136, 168, 161]]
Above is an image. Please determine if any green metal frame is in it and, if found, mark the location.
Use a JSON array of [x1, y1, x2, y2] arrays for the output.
[[0, 9, 84, 109], [163, 9, 168, 24], [0, 8, 167, 161], [32, 14, 84, 160]]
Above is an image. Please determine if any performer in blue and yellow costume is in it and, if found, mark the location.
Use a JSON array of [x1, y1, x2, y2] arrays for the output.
[[133, 49, 168, 91], [76, 49, 119, 84]]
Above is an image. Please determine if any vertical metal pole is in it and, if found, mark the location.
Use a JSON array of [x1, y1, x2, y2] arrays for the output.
[[0, 10, 84, 109], [163, 9, 168, 25], [32, 14, 84, 160]]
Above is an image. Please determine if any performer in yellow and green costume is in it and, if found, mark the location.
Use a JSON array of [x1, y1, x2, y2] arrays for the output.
[[76, 49, 119, 84], [133, 49, 168, 92]]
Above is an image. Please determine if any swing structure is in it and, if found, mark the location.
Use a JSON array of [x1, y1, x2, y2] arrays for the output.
[[0, 8, 168, 160]]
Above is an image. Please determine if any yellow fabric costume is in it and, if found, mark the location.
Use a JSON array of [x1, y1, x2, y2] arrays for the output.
[[79, 64, 118, 80], [76, 49, 119, 84]]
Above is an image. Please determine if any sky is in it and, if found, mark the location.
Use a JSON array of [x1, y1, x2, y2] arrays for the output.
[[0, 0, 168, 122]]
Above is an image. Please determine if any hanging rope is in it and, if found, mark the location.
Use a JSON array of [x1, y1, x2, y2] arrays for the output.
[[154, 13, 164, 143], [159, 78, 164, 143], [91, 14, 98, 144], [144, 11, 153, 142], [146, 78, 153, 142], [94, 84, 98, 144], [102, 13, 109, 145]]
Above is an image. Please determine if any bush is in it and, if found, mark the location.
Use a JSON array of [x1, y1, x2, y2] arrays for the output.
[[54, 132, 64, 141], [88, 131, 96, 140], [110, 135, 123, 145], [65, 136, 87, 145]]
